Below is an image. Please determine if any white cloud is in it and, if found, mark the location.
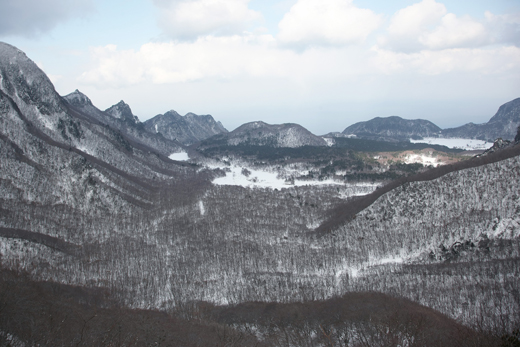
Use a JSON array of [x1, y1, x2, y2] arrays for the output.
[[79, 32, 520, 91], [386, 0, 446, 37], [153, 0, 262, 40], [79, 35, 292, 87], [371, 45, 520, 75], [485, 11, 520, 46], [380, 0, 492, 52], [0, 0, 93, 37], [277, 0, 383, 48], [419, 14, 489, 50]]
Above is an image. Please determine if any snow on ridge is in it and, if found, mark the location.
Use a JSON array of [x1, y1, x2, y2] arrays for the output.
[[410, 137, 493, 150]]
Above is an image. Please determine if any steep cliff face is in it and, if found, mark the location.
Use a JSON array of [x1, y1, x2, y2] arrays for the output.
[[342, 116, 442, 141], [144, 110, 228, 145]]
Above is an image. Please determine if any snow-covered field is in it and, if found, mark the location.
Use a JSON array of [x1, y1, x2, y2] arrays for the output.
[[207, 161, 378, 195], [410, 137, 493, 150], [211, 164, 342, 189]]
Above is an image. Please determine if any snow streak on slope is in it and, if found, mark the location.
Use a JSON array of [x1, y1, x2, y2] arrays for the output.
[[410, 138, 493, 150]]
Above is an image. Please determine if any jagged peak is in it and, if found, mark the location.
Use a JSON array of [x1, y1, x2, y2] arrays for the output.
[[163, 110, 182, 118], [105, 100, 140, 123], [63, 89, 93, 106], [106, 100, 131, 113]]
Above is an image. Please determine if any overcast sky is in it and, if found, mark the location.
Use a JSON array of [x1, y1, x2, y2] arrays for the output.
[[1, 0, 519, 134]]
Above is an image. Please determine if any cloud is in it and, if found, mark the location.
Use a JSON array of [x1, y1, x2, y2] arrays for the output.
[[79, 35, 288, 87], [277, 0, 383, 48], [418, 14, 489, 50], [153, 0, 262, 40], [380, 0, 447, 52], [79, 32, 520, 90], [485, 11, 520, 47], [0, 0, 93, 38], [371, 45, 520, 75], [387, 0, 446, 37], [379, 0, 520, 52]]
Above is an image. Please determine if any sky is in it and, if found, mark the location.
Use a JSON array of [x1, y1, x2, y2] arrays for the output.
[[0, 0, 519, 134]]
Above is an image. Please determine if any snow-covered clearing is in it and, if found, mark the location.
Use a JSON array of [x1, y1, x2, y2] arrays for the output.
[[211, 164, 343, 189], [210, 163, 377, 193], [410, 137, 493, 150], [169, 151, 190, 161], [404, 154, 444, 167]]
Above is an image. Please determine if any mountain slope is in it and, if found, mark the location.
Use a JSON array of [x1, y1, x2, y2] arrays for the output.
[[342, 116, 442, 141], [0, 41, 207, 246], [144, 110, 227, 145]]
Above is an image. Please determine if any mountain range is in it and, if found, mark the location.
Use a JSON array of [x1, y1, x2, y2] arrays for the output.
[[144, 110, 227, 145], [1, 41, 520, 346]]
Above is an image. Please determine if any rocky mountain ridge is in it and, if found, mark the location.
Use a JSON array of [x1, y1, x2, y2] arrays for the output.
[[62, 89, 184, 157], [144, 109, 228, 145]]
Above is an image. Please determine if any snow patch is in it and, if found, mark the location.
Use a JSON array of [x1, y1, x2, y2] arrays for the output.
[[404, 154, 444, 167], [169, 151, 189, 161], [199, 201, 205, 216], [410, 137, 493, 150], [323, 137, 335, 147]]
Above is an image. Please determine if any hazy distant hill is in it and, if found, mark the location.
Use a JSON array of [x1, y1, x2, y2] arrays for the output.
[[339, 99, 520, 143], [209, 121, 329, 148], [144, 110, 227, 145], [342, 116, 442, 142], [442, 98, 520, 141]]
